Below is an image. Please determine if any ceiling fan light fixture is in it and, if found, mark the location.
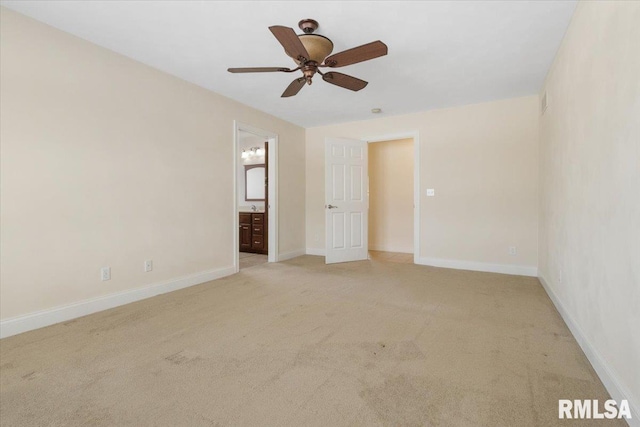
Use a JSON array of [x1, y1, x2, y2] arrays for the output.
[[288, 34, 334, 64]]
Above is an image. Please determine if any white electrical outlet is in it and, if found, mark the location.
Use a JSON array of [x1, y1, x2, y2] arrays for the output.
[[101, 267, 111, 281], [144, 260, 153, 272], [508, 246, 517, 256], [426, 189, 435, 197]]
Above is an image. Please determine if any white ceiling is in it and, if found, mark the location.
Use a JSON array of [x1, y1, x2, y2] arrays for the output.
[[2, 1, 577, 128]]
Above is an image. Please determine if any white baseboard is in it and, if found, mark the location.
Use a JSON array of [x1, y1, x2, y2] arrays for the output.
[[278, 249, 306, 261], [368, 245, 413, 254], [417, 257, 538, 277], [306, 248, 326, 256], [538, 275, 638, 426], [0, 266, 235, 339]]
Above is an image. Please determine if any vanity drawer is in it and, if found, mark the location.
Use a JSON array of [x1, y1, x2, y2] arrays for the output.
[[252, 225, 264, 236], [239, 213, 252, 224], [252, 235, 264, 250], [252, 213, 264, 224]]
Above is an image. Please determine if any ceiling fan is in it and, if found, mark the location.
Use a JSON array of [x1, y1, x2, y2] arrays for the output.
[[228, 19, 388, 97]]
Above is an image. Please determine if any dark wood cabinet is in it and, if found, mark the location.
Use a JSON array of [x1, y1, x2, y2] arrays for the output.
[[239, 212, 267, 254], [239, 213, 252, 251]]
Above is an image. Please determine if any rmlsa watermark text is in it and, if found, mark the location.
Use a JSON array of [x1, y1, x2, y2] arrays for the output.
[[559, 399, 631, 420]]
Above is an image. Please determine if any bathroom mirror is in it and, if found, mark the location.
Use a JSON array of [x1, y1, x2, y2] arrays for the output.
[[245, 164, 265, 201]]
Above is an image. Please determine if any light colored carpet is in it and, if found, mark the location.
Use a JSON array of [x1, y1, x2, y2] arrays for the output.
[[0, 256, 619, 426], [239, 253, 268, 270], [369, 250, 414, 264]]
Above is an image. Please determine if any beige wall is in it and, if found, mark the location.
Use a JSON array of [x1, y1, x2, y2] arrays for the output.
[[539, 1, 640, 415], [306, 96, 539, 272], [0, 8, 305, 320], [368, 138, 414, 253]]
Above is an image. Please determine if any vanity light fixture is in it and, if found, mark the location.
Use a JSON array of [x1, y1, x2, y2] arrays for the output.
[[241, 146, 266, 160]]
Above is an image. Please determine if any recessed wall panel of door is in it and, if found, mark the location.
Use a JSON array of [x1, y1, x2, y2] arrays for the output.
[[331, 212, 346, 249], [331, 144, 346, 158], [332, 164, 346, 201], [350, 165, 363, 202], [350, 212, 363, 248]]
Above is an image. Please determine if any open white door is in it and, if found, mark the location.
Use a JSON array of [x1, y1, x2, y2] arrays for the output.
[[325, 137, 368, 264]]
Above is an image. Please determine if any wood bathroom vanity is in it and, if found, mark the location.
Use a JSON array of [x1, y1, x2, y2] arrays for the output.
[[239, 212, 267, 254]]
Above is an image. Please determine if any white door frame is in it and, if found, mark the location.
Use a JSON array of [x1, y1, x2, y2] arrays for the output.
[[233, 121, 279, 271], [362, 131, 421, 264]]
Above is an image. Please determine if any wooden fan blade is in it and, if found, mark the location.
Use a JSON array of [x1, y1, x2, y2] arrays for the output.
[[324, 41, 388, 67], [281, 77, 306, 97], [322, 72, 368, 91], [228, 67, 290, 73], [269, 26, 310, 62]]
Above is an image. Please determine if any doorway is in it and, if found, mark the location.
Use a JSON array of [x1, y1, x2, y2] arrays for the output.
[[234, 122, 278, 272], [368, 138, 414, 264], [323, 132, 420, 265]]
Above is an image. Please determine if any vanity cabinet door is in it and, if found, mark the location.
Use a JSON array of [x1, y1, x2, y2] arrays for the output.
[[240, 225, 252, 251], [239, 215, 252, 251]]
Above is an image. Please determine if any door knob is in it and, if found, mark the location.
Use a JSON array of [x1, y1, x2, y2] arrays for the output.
[[326, 204, 338, 209]]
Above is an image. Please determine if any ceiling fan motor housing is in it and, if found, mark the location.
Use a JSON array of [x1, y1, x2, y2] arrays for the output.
[[298, 19, 319, 34]]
